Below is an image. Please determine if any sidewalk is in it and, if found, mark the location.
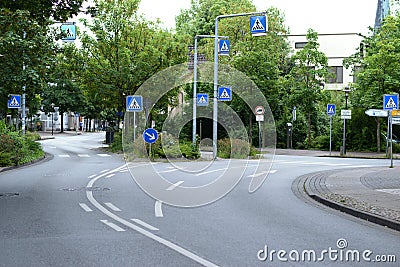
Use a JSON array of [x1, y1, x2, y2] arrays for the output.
[[296, 165, 400, 232]]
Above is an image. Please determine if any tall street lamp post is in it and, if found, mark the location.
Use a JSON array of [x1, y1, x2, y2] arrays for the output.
[[213, 11, 266, 159]]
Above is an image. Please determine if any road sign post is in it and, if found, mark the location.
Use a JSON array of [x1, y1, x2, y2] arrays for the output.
[[383, 94, 398, 167], [327, 104, 336, 156]]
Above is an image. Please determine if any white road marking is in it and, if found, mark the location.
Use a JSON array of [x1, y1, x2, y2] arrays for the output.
[[79, 203, 92, 212], [155, 201, 163, 217], [99, 169, 110, 173], [166, 181, 184, 191], [344, 165, 373, 168], [247, 170, 277, 178], [88, 174, 97, 179], [78, 154, 90, 157], [86, 165, 219, 267], [106, 174, 115, 178], [59, 154, 70, 158], [100, 220, 125, 232], [104, 202, 121, 211], [376, 189, 400, 195], [131, 219, 159, 231], [195, 167, 228, 176], [158, 169, 179, 173], [97, 154, 111, 157]]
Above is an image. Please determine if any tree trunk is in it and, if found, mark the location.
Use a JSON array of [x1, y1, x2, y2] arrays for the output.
[[60, 113, 64, 133]]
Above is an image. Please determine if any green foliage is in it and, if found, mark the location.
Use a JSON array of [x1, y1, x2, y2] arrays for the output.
[[217, 138, 256, 159], [109, 131, 123, 152], [151, 133, 200, 159], [0, 120, 44, 166]]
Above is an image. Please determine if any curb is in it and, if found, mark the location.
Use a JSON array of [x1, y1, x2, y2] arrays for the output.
[[308, 194, 400, 232], [0, 152, 53, 173], [293, 169, 400, 232]]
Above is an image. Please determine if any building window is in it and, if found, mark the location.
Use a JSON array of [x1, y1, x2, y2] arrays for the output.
[[327, 66, 343, 84], [295, 42, 307, 49]]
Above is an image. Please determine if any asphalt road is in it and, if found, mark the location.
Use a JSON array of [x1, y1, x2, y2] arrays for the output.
[[0, 133, 399, 266]]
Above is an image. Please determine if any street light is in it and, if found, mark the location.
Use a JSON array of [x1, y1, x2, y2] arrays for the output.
[[342, 86, 351, 155], [212, 11, 266, 159]]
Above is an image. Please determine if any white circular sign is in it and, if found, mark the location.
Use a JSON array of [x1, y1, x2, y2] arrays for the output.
[[255, 106, 265, 115]]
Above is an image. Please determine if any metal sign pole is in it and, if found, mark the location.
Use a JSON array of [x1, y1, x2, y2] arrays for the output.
[[390, 111, 393, 168], [330, 115, 332, 156]]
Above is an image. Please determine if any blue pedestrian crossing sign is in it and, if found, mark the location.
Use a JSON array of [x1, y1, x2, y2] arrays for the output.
[[143, 128, 158, 144], [218, 87, 232, 101], [197, 93, 209, 106], [383, 94, 399, 110], [219, 39, 230, 55], [327, 104, 336, 116], [250, 16, 267, 36], [60, 23, 76, 41], [7, 94, 21, 109], [126, 95, 143, 112]]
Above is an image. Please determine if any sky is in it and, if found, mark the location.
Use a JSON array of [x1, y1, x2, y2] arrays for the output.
[[138, 0, 378, 35]]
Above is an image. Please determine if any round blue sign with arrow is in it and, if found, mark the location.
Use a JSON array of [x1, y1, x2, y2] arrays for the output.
[[143, 128, 158, 144]]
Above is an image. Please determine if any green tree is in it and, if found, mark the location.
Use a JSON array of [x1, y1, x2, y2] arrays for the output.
[[288, 29, 330, 148], [0, 0, 84, 25], [345, 15, 400, 152]]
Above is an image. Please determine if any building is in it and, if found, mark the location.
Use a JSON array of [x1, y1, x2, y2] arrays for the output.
[[287, 33, 363, 91]]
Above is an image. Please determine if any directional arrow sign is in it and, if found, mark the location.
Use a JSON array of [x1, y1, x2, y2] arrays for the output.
[[365, 109, 388, 117], [143, 128, 158, 144]]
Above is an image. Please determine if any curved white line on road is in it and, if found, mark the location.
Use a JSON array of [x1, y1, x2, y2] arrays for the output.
[[86, 165, 218, 267]]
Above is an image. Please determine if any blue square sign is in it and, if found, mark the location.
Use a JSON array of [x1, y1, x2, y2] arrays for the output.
[[218, 87, 232, 101], [126, 95, 143, 112], [7, 94, 21, 109], [250, 16, 267, 36], [219, 39, 230, 56], [327, 104, 336, 116], [197, 93, 209, 106], [383, 94, 399, 110]]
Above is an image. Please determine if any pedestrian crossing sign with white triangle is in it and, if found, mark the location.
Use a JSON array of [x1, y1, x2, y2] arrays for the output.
[[218, 39, 230, 56], [60, 23, 76, 42], [327, 104, 336, 116], [250, 15, 267, 36], [126, 95, 143, 112], [7, 94, 21, 109], [197, 93, 209, 106], [218, 87, 232, 101], [383, 94, 399, 110]]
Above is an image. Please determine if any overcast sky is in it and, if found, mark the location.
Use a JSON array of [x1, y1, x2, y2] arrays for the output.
[[138, 0, 378, 34]]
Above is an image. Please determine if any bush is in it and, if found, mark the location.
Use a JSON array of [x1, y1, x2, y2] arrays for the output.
[[217, 138, 257, 159], [0, 121, 44, 167]]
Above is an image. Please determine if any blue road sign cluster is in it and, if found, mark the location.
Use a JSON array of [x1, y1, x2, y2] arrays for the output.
[[218, 87, 232, 101], [7, 95, 21, 109], [126, 95, 143, 112]]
